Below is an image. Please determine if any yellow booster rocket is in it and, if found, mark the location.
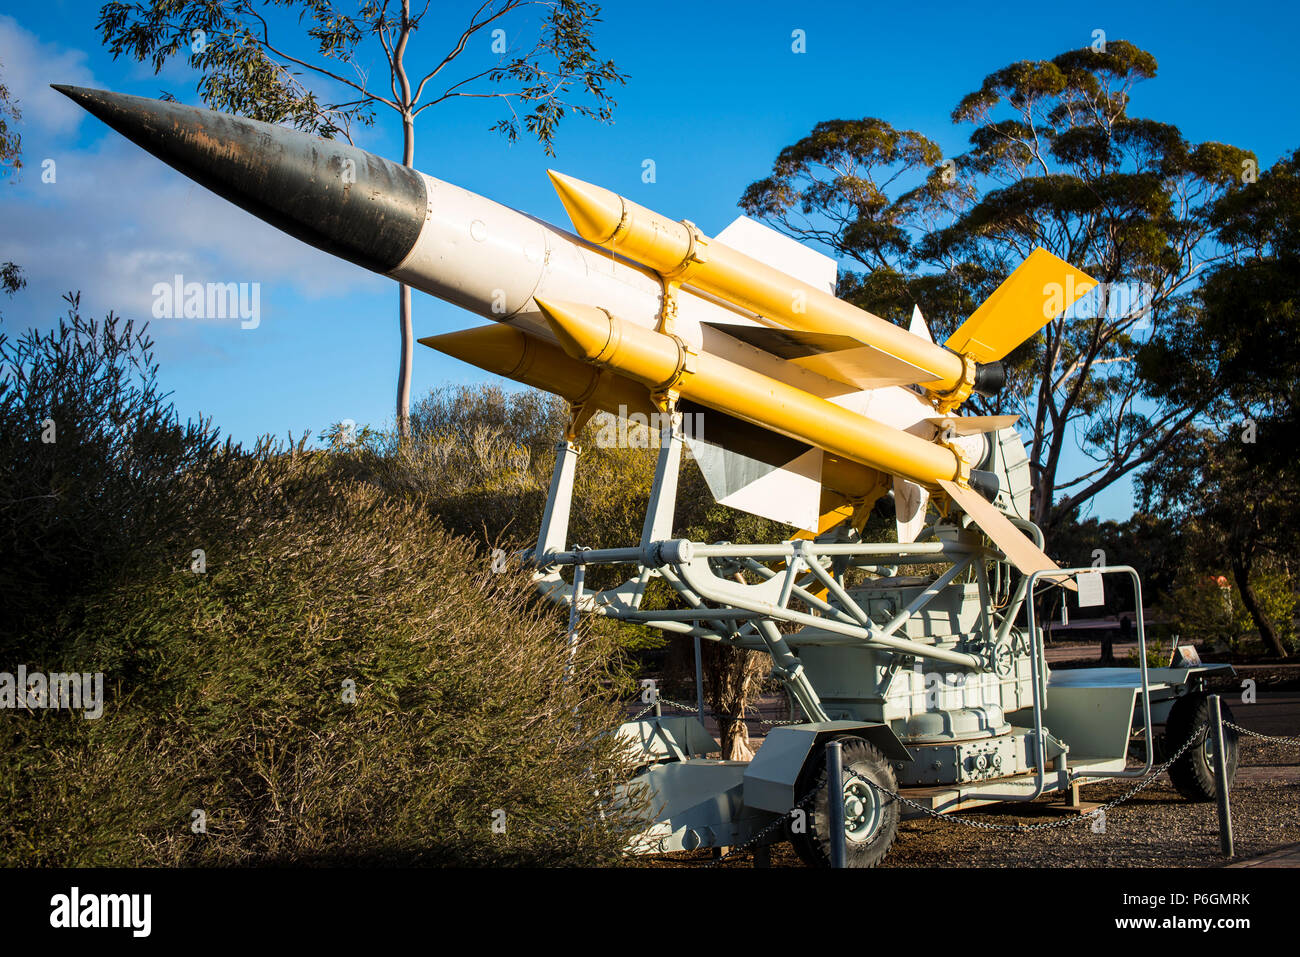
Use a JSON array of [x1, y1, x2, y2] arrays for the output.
[[534, 299, 961, 488], [547, 172, 1096, 412]]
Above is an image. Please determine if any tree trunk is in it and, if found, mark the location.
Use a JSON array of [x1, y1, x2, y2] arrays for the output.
[[397, 281, 412, 441], [702, 644, 764, 760], [394, 10, 416, 443], [1231, 557, 1288, 658]]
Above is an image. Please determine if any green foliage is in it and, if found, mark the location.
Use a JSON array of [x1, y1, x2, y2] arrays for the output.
[[97, 0, 627, 152], [739, 117, 943, 272], [1139, 424, 1297, 658], [2, 458, 640, 865], [1046, 511, 1185, 613], [1146, 149, 1300, 452], [1139, 151, 1300, 656], [0, 60, 19, 176], [1163, 562, 1297, 655], [0, 262, 23, 297], [308, 383, 675, 655], [1, 59, 25, 316], [0, 305, 645, 865], [0, 294, 227, 653]]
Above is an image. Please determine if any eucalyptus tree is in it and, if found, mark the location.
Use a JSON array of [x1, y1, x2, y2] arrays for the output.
[[742, 41, 1253, 538]]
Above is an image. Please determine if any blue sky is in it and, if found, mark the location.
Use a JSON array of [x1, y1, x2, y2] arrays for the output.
[[3, 0, 1297, 521]]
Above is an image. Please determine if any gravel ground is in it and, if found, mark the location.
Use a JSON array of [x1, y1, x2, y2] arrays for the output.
[[646, 741, 1300, 868]]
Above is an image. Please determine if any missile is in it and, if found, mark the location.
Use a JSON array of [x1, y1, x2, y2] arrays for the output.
[[420, 324, 658, 425], [534, 297, 963, 485], [55, 84, 921, 529], [55, 84, 1080, 577], [546, 171, 1097, 408], [52, 85, 847, 389]]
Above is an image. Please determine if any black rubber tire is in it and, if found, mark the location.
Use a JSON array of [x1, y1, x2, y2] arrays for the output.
[[788, 736, 899, 868], [1164, 692, 1239, 802]]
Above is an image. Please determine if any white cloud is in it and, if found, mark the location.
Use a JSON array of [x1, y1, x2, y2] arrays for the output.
[[1, 15, 387, 353], [0, 15, 97, 136]]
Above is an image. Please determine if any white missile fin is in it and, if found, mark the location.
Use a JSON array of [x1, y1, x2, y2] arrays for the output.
[[857, 385, 936, 433], [685, 434, 823, 532], [908, 305, 934, 343], [718, 447, 823, 532], [791, 346, 932, 390], [938, 479, 1076, 590], [714, 216, 838, 294], [893, 477, 930, 544], [925, 413, 1020, 436], [703, 322, 934, 390]]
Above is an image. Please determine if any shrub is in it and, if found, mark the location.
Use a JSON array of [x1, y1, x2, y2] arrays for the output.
[[1, 306, 644, 866], [1163, 560, 1298, 655], [1, 452, 642, 866], [0, 294, 225, 655]]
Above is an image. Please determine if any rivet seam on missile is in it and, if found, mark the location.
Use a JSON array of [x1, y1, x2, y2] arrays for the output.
[[930, 354, 978, 413], [605, 196, 630, 245], [661, 221, 709, 282], [595, 307, 622, 364], [650, 332, 692, 398], [507, 332, 536, 380], [574, 370, 606, 409]]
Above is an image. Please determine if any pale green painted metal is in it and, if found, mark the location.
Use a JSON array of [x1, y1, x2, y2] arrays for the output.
[[530, 423, 1233, 855]]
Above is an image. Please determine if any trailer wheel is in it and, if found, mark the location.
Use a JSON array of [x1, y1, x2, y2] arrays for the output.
[[1164, 692, 1239, 802], [789, 736, 899, 868]]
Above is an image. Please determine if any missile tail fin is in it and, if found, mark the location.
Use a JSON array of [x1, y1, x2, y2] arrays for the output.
[[682, 410, 824, 531], [893, 477, 930, 544], [945, 248, 1098, 363], [939, 479, 1076, 590], [714, 216, 838, 294], [704, 323, 934, 390], [908, 305, 935, 344]]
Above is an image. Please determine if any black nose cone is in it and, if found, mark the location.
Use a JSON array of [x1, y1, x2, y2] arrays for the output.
[[53, 85, 427, 274]]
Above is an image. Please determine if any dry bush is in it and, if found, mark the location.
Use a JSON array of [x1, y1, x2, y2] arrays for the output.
[[1, 452, 643, 866], [0, 316, 645, 866], [0, 294, 228, 653]]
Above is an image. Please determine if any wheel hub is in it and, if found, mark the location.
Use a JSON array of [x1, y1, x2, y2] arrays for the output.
[[841, 774, 882, 843]]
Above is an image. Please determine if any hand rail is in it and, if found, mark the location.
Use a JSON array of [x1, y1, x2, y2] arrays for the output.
[[1025, 565, 1153, 781]]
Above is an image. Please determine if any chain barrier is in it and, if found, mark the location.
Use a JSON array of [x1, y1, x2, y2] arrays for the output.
[[628, 701, 658, 721], [704, 786, 819, 866], [1223, 720, 1300, 747], [861, 723, 1210, 833], [626, 695, 803, 726]]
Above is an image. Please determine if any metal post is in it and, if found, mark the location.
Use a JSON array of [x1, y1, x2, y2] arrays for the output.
[[826, 740, 847, 869], [563, 556, 585, 680], [693, 635, 705, 718], [1211, 695, 1234, 857], [536, 440, 580, 561], [640, 421, 683, 553]]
